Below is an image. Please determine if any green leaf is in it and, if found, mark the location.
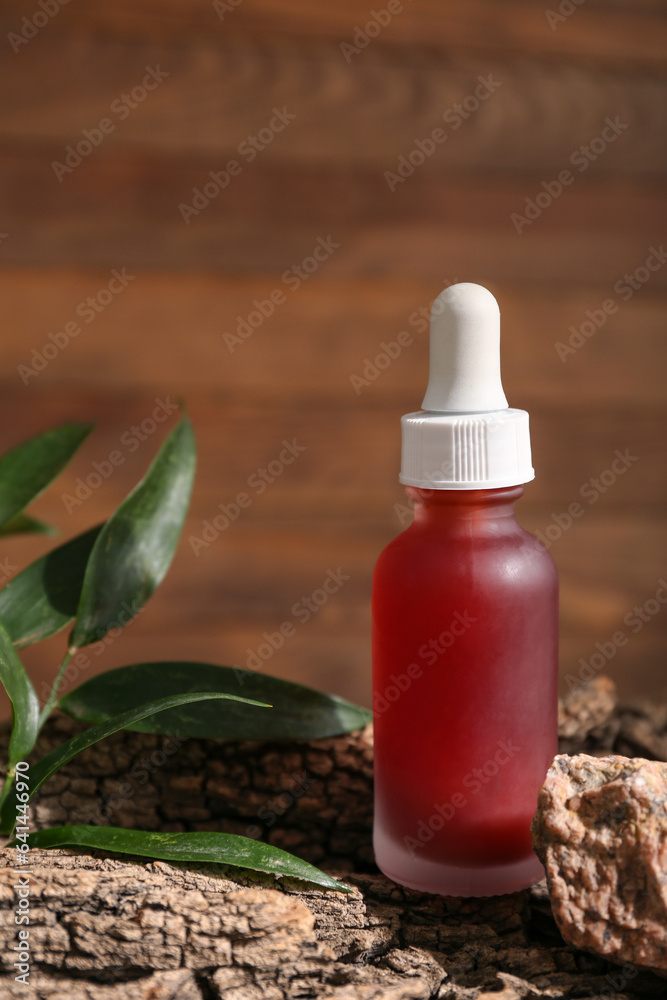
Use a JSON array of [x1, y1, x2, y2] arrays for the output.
[[0, 514, 56, 537], [14, 825, 351, 892], [59, 662, 373, 740], [0, 622, 39, 811], [0, 689, 268, 834], [0, 423, 93, 530], [69, 413, 196, 650], [0, 525, 102, 649]]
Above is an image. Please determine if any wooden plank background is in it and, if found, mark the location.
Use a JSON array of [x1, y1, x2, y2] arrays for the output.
[[0, 0, 665, 721]]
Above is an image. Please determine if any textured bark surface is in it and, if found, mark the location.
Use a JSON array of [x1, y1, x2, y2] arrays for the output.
[[0, 676, 665, 999]]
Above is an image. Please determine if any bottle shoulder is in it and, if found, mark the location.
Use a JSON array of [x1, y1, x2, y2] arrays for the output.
[[375, 519, 557, 580]]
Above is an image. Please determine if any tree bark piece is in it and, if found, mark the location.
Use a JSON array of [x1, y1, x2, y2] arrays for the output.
[[15, 712, 375, 871], [2, 849, 662, 1000], [1, 676, 666, 999]]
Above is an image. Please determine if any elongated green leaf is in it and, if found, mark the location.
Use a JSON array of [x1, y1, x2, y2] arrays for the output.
[[15, 825, 351, 892], [59, 662, 373, 740], [0, 622, 39, 764], [0, 423, 93, 530], [0, 689, 268, 834], [69, 414, 196, 650], [0, 514, 55, 537], [0, 622, 39, 811], [0, 525, 102, 649]]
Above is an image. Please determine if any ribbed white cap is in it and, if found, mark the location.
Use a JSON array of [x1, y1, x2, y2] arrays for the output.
[[400, 283, 534, 490]]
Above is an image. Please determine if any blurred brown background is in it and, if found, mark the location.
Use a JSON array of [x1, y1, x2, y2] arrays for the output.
[[0, 0, 665, 721]]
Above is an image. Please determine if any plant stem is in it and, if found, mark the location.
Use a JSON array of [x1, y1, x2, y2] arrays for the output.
[[38, 649, 74, 730]]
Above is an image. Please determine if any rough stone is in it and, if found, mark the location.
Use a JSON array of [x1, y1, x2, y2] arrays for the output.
[[532, 753, 667, 976]]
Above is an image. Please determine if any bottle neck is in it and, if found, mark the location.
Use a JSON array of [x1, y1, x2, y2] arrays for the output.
[[406, 485, 523, 528]]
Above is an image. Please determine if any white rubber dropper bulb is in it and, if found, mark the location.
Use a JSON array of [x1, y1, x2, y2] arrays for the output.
[[421, 282, 509, 414]]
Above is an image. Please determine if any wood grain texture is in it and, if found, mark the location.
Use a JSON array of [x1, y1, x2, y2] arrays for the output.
[[3, 0, 667, 68], [0, 271, 664, 404], [46, 406, 667, 509], [0, 380, 661, 510], [0, 153, 664, 282], [0, 3, 664, 724], [0, 32, 664, 173]]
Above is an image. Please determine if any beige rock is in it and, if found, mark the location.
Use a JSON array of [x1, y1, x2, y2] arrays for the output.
[[532, 753, 667, 975]]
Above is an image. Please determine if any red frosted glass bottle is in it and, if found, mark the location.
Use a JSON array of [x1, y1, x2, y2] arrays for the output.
[[372, 283, 558, 896]]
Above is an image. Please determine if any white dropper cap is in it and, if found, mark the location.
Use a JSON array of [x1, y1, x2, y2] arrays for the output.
[[422, 283, 508, 412], [400, 282, 534, 490]]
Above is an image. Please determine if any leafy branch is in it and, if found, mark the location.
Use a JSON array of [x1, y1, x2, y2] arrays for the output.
[[0, 412, 369, 891]]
